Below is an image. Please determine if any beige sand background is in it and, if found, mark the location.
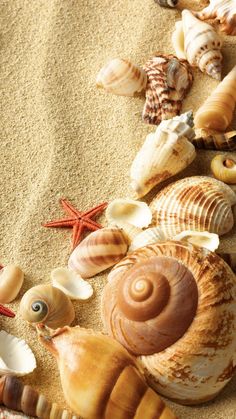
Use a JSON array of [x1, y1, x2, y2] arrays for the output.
[[1, 0, 236, 417]]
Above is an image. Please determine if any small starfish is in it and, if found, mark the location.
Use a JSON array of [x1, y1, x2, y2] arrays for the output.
[[43, 198, 108, 249], [0, 265, 15, 318]]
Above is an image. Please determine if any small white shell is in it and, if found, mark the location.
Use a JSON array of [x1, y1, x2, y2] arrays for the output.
[[0, 330, 36, 376], [173, 230, 220, 252], [129, 227, 166, 252], [0, 265, 24, 304], [51, 267, 93, 300], [106, 199, 152, 228]]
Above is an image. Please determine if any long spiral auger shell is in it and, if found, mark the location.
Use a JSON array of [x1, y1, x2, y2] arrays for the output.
[[195, 0, 236, 36], [192, 130, 236, 151], [0, 375, 78, 419]]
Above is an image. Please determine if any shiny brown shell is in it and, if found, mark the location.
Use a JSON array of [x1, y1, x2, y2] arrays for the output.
[[192, 130, 236, 151]]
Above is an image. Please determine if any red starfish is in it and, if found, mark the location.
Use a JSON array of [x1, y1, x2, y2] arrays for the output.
[[43, 199, 108, 249], [0, 265, 15, 318]]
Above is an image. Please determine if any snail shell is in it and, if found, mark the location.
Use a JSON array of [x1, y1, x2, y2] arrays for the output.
[[19, 284, 75, 329], [195, 0, 236, 36], [211, 154, 236, 184], [101, 241, 236, 404], [192, 130, 236, 151], [0, 265, 24, 304]]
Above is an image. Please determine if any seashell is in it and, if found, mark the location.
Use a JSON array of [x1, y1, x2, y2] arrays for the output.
[[51, 267, 93, 300], [0, 265, 24, 304], [68, 227, 129, 278], [0, 330, 36, 376], [19, 284, 75, 329], [194, 65, 236, 131], [109, 221, 142, 244], [101, 241, 236, 404], [192, 129, 236, 150], [37, 324, 177, 418], [211, 154, 236, 184], [129, 227, 166, 252], [173, 230, 220, 251], [142, 54, 193, 125], [150, 176, 236, 238], [0, 375, 78, 418], [130, 112, 196, 198], [172, 10, 223, 80], [106, 199, 152, 228], [195, 0, 236, 36], [218, 252, 236, 272], [96, 58, 147, 96], [155, 0, 178, 7]]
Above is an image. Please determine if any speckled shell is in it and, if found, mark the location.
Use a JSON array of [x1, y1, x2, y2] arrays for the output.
[[142, 54, 193, 125], [101, 241, 236, 404], [195, 0, 236, 35], [0, 265, 24, 304], [192, 130, 236, 150], [150, 176, 236, 237], [68, 227, 129, 278]]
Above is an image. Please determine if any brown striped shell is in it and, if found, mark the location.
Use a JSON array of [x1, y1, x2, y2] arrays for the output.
[[150, 176, 236, 238], [101, 241, 236, 405], [192, 130, 236, 150], [68, 227, 129, 278], [195, 0, 236, 36]]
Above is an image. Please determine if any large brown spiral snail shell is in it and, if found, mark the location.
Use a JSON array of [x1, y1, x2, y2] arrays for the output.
[[101, 241, 236, 405]]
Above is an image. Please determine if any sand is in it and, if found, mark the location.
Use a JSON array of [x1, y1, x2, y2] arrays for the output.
[[0, 0, 236, 417]]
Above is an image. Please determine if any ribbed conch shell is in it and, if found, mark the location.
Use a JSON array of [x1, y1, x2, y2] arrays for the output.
[[195, 0, 236, 35], [142, 54, 193, 125], [105, 199, 152, 228], [0, 375, 78, 418], [51, 267, 93, 300], [211, 154, 236, 184], [172, 10, 223, 80], [155, 0, 178, 7], [0, 330, 36, 376], [173, 230, 220, 251], [130, 112, 196, 198], [37, 324, 177, 419], [192, 129, 236, 150], [96, 58, 147, 96], [101, 241, 236, 404], [150, 176, 236, 237], [0, 265, 24, 304], [19, 284, 75, 329], [68, 227, 129, 278], [129, 227, 166, 252], [194, 65, 236, 131]]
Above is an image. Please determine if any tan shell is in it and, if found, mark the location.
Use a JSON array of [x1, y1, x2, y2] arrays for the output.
[[129, 227, 166, 252], [173, 230, 220, 251], [106, 199, 152, 228], [96, 58, 147, 96], [101, 241, 236, 404], [51, 267, 93, 300], [68, 227, 129, 278], [211, 154, 236, 184], [19, 284, 75, 329], [150, 176, 236, 238], [194, 65, 236, 131], [192, 129, 236, 151], [195, 0, 236, 36], [0, 265, 24, 304]]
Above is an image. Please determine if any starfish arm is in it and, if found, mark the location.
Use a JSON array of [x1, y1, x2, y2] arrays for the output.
[[83, 219, 103, 229], [43, 218, 76, 228], [72, 221, 85, 248], [0, 305, 15, 318], [83, 202, 108, 218], [60, 198, 82, 217]]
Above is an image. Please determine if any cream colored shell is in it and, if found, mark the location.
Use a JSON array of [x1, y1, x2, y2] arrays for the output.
[[51, 267, 93, 300], [0, 265, 24, 304], [195, 0, 236, 36], [105, 199, 152, 228], [211, 154, 236, 184], [173, 230, 220, 252], [129, 227, 166, 252]]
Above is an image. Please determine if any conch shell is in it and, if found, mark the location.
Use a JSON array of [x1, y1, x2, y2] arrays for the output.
[[192, 129, 236, 150], [101, 241, 236, 404], [194, 65, 236, 131], [105, 199, 152, 228], [150, 176, 236, 238], [68, 227, 129, 278], [96, 58, 147, 96], [172, 10, 223, 80], [130, 112, 196, 198], [195, 0, 236, 35], [19, 284, 75, 329], [0, 265, 24, 304], [37, 324, 177, 419], [51, 267, 93, 300], [211, 154, 236, 184]]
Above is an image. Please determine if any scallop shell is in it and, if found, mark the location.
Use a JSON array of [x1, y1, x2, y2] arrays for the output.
[[51, 267, 93, 300], [0, 330, 36, 376], [129, 227, 166, 252], [142, 54, 193, 125], [96, 58, 147, 96], [194, 65, 236, 131], [195, 0, 236, 35], [0, 265, 24, 304], [150, 176, 236, 238], [105, 199, 152, 228], [211, 154, 236, 184], [155, 0, 178, 7], [173, 230, 220, 251], [192, 130, 236, 151]]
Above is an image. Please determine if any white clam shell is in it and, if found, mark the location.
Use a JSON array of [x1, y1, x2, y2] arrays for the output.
[[173, 230, 220, 252], [51, 267, 93, 300], [129, 227, 166, 252], [0, 265, 24, 304], [0, 330, 36, 376], [106, 199, 152, 228]]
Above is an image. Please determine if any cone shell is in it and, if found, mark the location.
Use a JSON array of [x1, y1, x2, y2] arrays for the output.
[[0, 265, 24, 304], [195, 0, 236, 36], [194, 65, 236, 131], [105, 199, 152, 228], [211, 154, 236, 184], [101, 241, 236, 404], [96, 58, 147, 96], [192, 130, 236, 150], [173, 230, 220, 251], [150, 176, 236, 238], [129, 227, 166, 252], [0, 330, 36, 376], [68, 227, 129, 278], [51, 267, 93, 300], [142, 54, 193, 125]]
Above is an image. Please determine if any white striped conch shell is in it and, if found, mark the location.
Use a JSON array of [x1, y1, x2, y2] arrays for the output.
[[96, 58, 147, 96], [101, 241, 236, 404], [0, 265, 24, 304], [130, 112, 196, 198], [68, 227, 129, 278], [150, 176, 236, 238], [105, 199, 152, 228], [195, 0, 236, 35], [172, 10, 223, 80], [51, 267, 93, 300], [129, 227, 166, 252], [173, 230, 220, 251], [0, 330, 36, 376], [211, 154, 236, 184], [194, 65, 236, 131]]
